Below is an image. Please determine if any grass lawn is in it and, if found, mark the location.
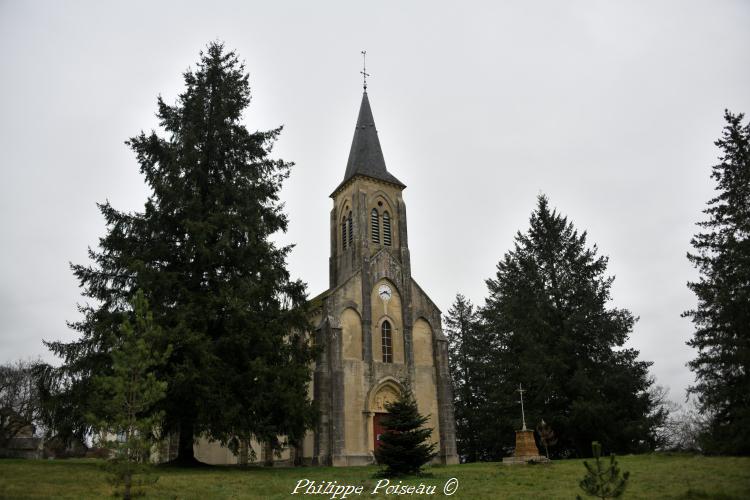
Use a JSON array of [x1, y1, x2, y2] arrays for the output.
[[0, 454, 748, 499]]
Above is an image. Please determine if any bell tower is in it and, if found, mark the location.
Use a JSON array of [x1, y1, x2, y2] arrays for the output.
[[329, 90, 410, 290]]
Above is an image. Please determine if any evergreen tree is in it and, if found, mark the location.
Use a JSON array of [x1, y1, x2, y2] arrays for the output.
[[482, 195, 662, 457], [374, 382, 437, 476], [444, 294, 500, 461], [685, 110, 750, 455], [577, 441, 629, 499], [91, 290, 170, 500], [45, 42, 316, 465]]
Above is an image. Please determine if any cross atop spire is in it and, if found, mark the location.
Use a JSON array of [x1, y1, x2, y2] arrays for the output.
[[360, 50, 369, 91]]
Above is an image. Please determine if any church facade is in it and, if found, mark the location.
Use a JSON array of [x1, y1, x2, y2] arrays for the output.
[[181, 90, 458, 466], [304, 90, 458, 466]]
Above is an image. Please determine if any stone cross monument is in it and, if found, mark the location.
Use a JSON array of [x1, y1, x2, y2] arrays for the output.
[[502, 383, 549, 464]]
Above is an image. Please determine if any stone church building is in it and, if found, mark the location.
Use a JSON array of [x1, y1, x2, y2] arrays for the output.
[[187, 90, 458, 466], [305, 90, 458, 466]]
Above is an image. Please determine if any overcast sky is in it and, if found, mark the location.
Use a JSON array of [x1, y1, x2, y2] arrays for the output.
[[1, 1, 749, 404]]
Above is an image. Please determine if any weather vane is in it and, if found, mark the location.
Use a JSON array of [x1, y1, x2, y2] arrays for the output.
[[360, 50, 370, 91], [517, 383, 527, 431]]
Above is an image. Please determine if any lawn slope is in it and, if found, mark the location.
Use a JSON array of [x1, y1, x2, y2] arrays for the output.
[[0, 454, 748, 499]]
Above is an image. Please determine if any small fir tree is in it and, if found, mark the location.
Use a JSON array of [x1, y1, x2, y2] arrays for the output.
[[92, 290, 171, 500], [577, 441, 630, 499], [374, 382, 437, 476]]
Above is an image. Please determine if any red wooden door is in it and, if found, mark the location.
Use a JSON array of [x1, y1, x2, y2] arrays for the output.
[[373, 413, 387, 451]]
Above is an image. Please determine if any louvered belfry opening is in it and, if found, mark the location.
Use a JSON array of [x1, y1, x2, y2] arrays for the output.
[[371, 208, 380, 244], [381, 320, 392, 363], [383, 211, 391, 246], [347, 211, 353, 247], [341, 216, 347, 250]]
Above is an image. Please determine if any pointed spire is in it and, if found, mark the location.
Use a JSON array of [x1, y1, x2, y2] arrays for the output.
[[333, 92, 405, 195]]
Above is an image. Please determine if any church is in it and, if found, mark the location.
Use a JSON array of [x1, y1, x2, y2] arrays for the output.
[[188, 88, 458, 466], [304, 88, 458, 466]]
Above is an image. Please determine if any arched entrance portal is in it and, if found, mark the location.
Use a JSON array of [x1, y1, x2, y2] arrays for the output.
[[367, 380, 401, 453]]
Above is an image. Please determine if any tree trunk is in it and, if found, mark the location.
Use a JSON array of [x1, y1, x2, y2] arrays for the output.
[[263, 440, 274, 467], [178, 420, 195, 461], [239, 439, 249, 466], [167, 420, 203, 467], [123, 471, 132, 500]]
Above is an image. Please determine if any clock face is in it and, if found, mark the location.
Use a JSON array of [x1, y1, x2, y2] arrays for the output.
[[378, 284, 392, 301]]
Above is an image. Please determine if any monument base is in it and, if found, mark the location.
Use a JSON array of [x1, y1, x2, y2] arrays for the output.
[[502, 429, 550, 465]]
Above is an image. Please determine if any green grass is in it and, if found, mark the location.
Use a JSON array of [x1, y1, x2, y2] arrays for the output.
[[0, 454, 748, 499]]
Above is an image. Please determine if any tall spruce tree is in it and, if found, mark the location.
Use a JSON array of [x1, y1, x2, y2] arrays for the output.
[[45, 42, 316, 464], [444, 294, 497, 461], [482, 195, 661, 457], [685, 110, 750, 455]]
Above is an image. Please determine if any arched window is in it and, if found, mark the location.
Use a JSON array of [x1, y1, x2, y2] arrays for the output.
[[371, 209, 380, 244], [347, 211, 353, 247], [341, 215, 347, 250], [383, 211, 392, 246], [381, 320, 392, 363]]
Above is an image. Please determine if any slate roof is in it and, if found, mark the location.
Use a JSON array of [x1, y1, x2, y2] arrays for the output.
[[332, 91, 405, 195]]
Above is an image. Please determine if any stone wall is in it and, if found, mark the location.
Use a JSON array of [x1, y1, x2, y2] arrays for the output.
[[0, 436, 43, 459]]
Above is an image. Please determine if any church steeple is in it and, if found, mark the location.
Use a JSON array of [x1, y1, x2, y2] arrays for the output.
[[315, 85, 459, 468], [332, 92, 405, 195]]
